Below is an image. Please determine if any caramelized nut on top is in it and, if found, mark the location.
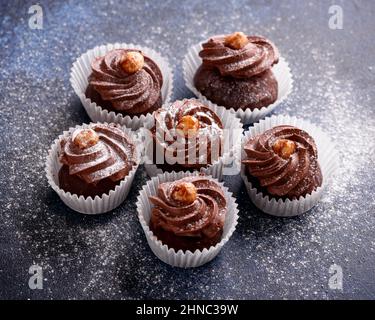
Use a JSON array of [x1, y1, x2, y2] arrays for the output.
[[72, 128, 99, 149], [171, 182, 197, 204], [121, 51, 144, 74], [176, 115, 200, 137], [272, 139, 296, 159], [224, 31, 249, 50]]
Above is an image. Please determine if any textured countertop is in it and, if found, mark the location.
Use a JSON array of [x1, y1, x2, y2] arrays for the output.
[[1, 0, 374, 300]]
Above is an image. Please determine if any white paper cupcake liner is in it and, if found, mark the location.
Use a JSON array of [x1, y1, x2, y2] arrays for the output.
[[45, 122, 142, 214], [136, 171, 239, 268], [141, 98, 243, 181], [240, 115, 339, 217], [70, 43, 174, 131], [183, 41, 293, 125]]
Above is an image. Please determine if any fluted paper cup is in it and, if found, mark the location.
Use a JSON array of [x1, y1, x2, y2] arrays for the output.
[[141, 98, 243, 181], [183, 42, 293, 124], [136, 171, 239, 268], [45, 122, 141, 214], [240, 115, 339, 217], [70, 43, 174, 131]]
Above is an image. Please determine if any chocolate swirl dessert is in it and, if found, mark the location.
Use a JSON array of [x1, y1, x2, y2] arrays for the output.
[[150, 99, 223, 171], [85, 49, 163, 116], [58, 123, 137, 198], [149, 176, 227, 251], [194, 32, 279, 110], [242, 125, 323, 199]]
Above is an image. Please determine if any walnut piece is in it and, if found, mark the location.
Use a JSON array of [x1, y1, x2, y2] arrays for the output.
[[171, 182, 197, 204], [224, 32, 249, 50], [121, 51, 144, 74], [272, 139, 296, 159]]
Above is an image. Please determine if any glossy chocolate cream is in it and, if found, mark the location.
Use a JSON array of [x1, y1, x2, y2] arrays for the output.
[[58, 123, 137, 198], [151, 99, 223, 170], [86, 49, 163, 116], [242, 125, 323, 199], [194, 33, 279, 110], [149, 176, 227, 252]]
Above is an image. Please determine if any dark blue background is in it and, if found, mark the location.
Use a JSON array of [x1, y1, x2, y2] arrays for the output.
[[0, 0, 374, 299]]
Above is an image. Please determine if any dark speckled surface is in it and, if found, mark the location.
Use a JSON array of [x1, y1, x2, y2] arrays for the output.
[[1, 0, 374, 300]]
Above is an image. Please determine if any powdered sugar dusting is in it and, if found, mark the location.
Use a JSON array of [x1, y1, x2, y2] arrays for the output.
[[1, 0, 374, 299]]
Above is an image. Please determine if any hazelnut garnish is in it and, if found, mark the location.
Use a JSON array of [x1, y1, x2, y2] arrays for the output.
[[121, 51, 144, 74], [224, 31, 249, 50], [176, 115, 200, 137], [72, 129, 99, 149], [272, 139, 296, 159], [171, 182, 197, 204]]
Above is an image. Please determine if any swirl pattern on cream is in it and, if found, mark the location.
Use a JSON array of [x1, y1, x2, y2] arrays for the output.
[[243, 125, 323, 198], [152, 99, 223, 168], [149, 176, 227, 239], [59, 124, 137, 184], [199, 35, 279, 79], [88, 49, 163, 114]]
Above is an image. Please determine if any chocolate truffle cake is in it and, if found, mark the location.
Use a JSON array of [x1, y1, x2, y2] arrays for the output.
[[194, 32, 279, 110], [149, 176, 227, 252], [85, 49, 163, 116], [150, 99, 224, 171], [58, 123, 137, 198], [242, 125, 323, 199]]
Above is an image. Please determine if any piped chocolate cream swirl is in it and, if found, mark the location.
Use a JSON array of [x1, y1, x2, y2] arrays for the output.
[[87, 49, 163, 115], [199, 33, 279, 79], [243, 125, 323, 199], [149, 176, 227, 251], [194, 32, 279, 111], [59, 124, 137, 188], [151, 99, 223, 168]]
